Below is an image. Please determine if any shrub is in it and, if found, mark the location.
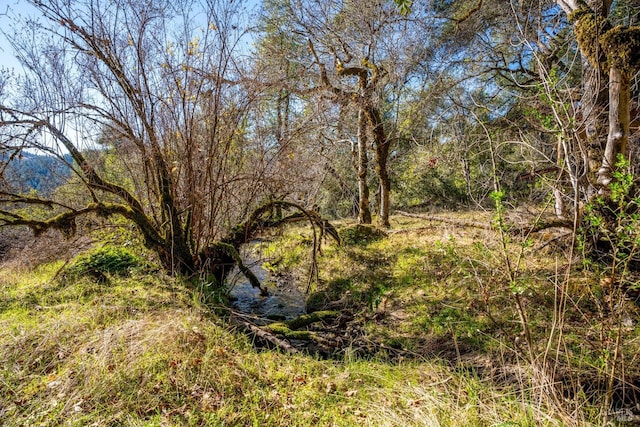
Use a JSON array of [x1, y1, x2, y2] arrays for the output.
[[580, 155, 640, 275], [67, 245, 142, 280]]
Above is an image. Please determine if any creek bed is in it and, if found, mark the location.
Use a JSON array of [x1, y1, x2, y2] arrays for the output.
[[227, 249, 306, 325]]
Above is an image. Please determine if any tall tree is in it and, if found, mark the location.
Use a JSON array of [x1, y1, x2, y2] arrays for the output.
[[260, 0, 433, 228]]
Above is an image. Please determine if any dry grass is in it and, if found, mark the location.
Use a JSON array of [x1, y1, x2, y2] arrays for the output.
[[1, 211, 630, 425]]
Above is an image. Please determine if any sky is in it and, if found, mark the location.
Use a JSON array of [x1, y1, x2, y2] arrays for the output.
[[0, 0, 261, 74], [0, 0, 261, 152], [0, 0, 38, 73], [1, 1, 81, 152]]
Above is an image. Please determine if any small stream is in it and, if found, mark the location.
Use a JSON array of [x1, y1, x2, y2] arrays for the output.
[[227, 246, 306, 324]]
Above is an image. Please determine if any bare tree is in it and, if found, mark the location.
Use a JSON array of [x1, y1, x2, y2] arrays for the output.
[[0, 0, 335, 287]]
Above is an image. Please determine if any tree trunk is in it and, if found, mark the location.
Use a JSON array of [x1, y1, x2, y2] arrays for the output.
[[560, 0, 611, 200], [357, 108, 372, 224], [275, 88, 290, 145], [554, 134, 567, 220], [580, 58, 609, 198], [366, 106, 391, 228], [463, 150, 472, 201], [598, 67, 630, 187], [154, 152, 195, 276], [375, 141, 391, 228]]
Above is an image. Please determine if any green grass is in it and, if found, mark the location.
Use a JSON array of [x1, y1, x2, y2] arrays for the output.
[[1, 212, 632, 425], [257, 212, 640, 423]]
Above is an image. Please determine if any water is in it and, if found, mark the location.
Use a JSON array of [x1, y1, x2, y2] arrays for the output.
[[227, 249, 306, 323]]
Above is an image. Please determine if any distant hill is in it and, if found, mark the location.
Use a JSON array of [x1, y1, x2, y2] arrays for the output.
[[2, 152, 73, 195]]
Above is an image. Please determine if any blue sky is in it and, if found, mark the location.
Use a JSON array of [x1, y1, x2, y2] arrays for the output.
[[0, 0, 261, 73], [0, 0, 39, 72]]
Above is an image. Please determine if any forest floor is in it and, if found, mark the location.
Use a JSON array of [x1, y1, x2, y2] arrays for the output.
[[1, 208, 639, 426]]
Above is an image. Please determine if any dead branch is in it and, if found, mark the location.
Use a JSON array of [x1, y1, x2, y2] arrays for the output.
[[230, 315, 299, 354], [395, 211, 492, 229], [395, 211, 574, 235]]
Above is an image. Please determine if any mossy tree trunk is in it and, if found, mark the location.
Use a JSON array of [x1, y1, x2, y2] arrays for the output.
[[554, 134, 568, 220], [308, 41, 392, 228], [308, 41, 373, 225], [580, 57, 609, 198], [359, 59, 391, 229], [356, 108, 372, 224], [556, 0, 640, 267], [559, 0, 640, 195], [366, 105, 391, 229], [560, 0, 610, 199], [598, 67, 630, 187]]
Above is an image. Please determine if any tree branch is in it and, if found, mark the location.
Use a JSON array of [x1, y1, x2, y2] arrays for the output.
[[307, 39, 352, 104], [0, 191, 74, 211], [207, 241, 267, 295], [226, 200, 340, 247], [555, 0, 582, 15]]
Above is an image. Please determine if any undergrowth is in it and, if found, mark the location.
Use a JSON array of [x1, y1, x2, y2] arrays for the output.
[[256, 211, 640, 425], [0, 220, 604, 426]]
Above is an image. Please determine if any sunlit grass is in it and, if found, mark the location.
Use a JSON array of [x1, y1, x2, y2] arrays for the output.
[[257, 212, 638, 423], [1, 213, 630, 425]]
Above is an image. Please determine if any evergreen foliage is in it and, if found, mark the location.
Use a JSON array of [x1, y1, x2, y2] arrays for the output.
[[2, 153, 72, 195]]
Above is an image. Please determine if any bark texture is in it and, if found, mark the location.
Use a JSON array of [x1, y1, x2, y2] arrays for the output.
[[356, 108, 372, 224]]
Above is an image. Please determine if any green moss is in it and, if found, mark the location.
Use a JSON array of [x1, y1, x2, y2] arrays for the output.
[[568, 6, 592, 24], [570, 7, 640, 74], [66, 245, 143, 279], [601, 25, 640, 73], [266, 323, 314, 340], [264, 311, 338, 340], [570, 7, 610, 70], [284, 311, 339, 330]]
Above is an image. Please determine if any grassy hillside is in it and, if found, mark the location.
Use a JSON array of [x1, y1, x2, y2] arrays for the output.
[[1, 211, 638, 426]]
